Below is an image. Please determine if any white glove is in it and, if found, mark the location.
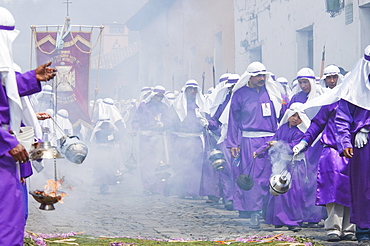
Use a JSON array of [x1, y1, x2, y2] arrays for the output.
[[354, 128, 369, 148], [292, 140, 308, 154], [199, 117, 209, 128]]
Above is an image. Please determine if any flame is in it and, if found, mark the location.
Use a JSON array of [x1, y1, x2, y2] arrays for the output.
[[38, 179, 66, 202]]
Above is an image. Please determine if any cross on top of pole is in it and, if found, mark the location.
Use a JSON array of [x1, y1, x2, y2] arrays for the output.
[[63, 0, 72, 17]]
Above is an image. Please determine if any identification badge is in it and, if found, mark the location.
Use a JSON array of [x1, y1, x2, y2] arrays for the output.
[[261, 103, 272, 117], [108, 134, 114, 141]]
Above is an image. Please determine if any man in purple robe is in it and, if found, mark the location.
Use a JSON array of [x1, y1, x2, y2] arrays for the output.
[[131, 85, 171, 195], [335, 45, 370, 246], [293, 65, 355, 242], [226, 62, 288, 228], [207, 74, 239, 209], [168, 80, 209, 198], [0, 7, 56, 245]]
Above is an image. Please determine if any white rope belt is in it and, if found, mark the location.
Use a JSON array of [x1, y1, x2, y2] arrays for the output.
[[242, 131, 274, 138]]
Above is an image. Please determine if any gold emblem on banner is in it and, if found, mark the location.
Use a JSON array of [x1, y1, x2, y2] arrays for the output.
[[55, 66, 75, 92]]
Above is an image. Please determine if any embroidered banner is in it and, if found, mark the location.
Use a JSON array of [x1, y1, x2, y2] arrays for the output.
[[34, 30, 92, 125]]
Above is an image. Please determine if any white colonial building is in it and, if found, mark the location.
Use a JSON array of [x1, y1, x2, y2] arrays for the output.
[[234, 0, 370, 81]]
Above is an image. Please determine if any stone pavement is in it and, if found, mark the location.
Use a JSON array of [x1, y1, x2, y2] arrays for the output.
[[26, 166, 358, 246]]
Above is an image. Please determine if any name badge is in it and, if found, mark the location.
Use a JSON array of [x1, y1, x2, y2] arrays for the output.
[[261, 103, 272, 117], [108, 134, 114, 141]]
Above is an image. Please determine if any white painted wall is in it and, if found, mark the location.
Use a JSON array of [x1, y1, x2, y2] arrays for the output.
[[234, 0, 369, 82]]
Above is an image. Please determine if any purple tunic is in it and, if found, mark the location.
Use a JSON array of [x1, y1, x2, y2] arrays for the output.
[[303, 103, 350, 207], [335, 99, 370, 228], [288, 91, 308, 108], [132, 100, 171, 195], [168, 101, 205, 197], [288, 91, 323, 222], [257, 123, 306, 226], [226, 85, 287, 212], [0, 70, 40, 246]]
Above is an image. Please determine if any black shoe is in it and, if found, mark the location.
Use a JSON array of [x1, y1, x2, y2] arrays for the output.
[[249, 212, 260, 229], [327, 234, 341, 242], [359, 239, 370, 246], [206, 195, 220, 204], [307, 222, 323, 228], [274, 225, 284, 228], [288, 226, 301, 232], [224, 200, 233, 211], [340, 234, 356, 241]]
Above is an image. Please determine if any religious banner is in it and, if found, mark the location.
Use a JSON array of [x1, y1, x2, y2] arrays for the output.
[[33, 29, 92, 125]]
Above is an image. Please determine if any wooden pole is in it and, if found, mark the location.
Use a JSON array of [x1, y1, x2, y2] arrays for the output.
[[320, 45, 325, 78]]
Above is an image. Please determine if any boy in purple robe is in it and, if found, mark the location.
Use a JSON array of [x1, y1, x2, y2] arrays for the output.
[[226, 62, 289, 228], [335, 45, 370, 246], [255, 103, 310, 232], [289, 68, 324, 228], [0, 7, 57, 245]]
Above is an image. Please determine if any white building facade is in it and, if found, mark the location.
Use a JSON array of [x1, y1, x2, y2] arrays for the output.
[[234, 0, 370, 81]]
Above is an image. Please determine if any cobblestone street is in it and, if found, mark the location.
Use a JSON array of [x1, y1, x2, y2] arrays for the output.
[[26, 164, 357, 246]]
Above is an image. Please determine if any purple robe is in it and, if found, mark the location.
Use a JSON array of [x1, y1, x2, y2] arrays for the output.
[[226, 85, 288, 212], [203, 92, 233, 201], [288, 91, 308, 108], [132, 100, 171, 195], [168, 101, 205, 197], [257, 123, 306, 226], [303, 102, 350, 207], [335, 99, 370, 228], [288, 91, 323, 222], [0, 70, 40, 246]]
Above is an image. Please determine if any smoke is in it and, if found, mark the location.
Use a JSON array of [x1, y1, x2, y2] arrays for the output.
[[267, 141, 292, 176]]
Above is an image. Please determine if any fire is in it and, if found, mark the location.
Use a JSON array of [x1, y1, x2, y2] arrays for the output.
[[36, 179, 66, 202]]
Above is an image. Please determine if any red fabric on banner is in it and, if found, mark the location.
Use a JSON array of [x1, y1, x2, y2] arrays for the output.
[[35, 31, 91, 125]]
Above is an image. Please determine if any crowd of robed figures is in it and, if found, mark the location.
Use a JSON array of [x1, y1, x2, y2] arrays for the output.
[[2, 4, 370, 245]]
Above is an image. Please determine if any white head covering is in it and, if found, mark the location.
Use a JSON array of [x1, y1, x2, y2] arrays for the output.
[[279, 102, 310, 133], [143, 85, 171, 107], [35, 84, 56, 111], [89, 114, 118, 143], [165, 92, 176, 105], [336, 45, 370, 110], [0, 7, 22, 134], [294, 67, 325, 101], [319, 64, 344, 89], [137, 86, 153, 107], [101, 98, 125, 126], [232, 62, 284, 118], [300, 46, 370, 116], [172, 79, 209, 122], [209, 73, 239, 117], [277, 77, 293, 97], [55, 109, 73, 139]]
